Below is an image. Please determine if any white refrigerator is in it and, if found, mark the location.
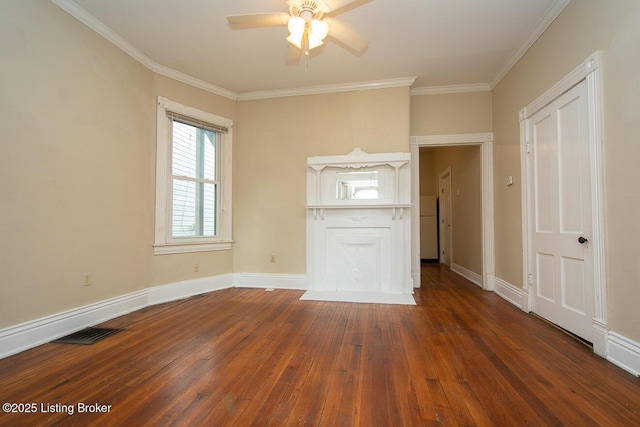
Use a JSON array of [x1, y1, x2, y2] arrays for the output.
[[420, 195, 438, 260]]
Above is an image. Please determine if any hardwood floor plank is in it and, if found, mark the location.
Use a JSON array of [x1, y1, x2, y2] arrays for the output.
[[1, 266, 640, 426], [381, 310, 426, 427]]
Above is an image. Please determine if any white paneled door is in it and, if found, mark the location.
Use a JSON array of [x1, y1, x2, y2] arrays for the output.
[[525, 80, 594, 341]]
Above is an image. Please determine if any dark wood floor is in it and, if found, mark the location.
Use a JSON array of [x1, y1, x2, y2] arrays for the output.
[[1, 265, 639, 426]]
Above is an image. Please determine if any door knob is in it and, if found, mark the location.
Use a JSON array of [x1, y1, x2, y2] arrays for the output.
[[578, 236, 589, 244]]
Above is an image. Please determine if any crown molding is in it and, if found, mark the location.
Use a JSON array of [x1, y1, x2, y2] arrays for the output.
[[152, 64, 238, 101], [50, 0, 570, 100], [49, 0, 239, 101], [237, 76, 417, 101], [50, 0, 412, 101], [490, 0, 571, 89], [411, 133, 493, 146], [410, 83, 491, 96], [50, 0, 155, 69]]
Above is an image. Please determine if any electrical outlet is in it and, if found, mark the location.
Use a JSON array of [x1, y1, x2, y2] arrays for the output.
[[193, 263, 199, 272], [270, 255, 276, 263], [83, 273, 92, 287]]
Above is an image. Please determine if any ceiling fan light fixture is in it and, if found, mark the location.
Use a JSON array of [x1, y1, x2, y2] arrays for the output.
[[228, 0, 369, 60], [287, 18, 328, 52], [286, 33, 303, 49], [310, 18, 329, 41], [287, 16, 305, 37], [287, 15, 305, 48], [307, 34, 324, 50]]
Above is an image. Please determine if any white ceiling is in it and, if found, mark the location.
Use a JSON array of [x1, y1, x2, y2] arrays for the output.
[[55, 0, 569, 98]]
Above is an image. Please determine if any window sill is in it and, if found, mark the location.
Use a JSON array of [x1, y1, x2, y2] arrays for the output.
[[153, 241, 233, 255]]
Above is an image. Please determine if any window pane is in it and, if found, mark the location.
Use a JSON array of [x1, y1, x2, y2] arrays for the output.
[[202, 182, 217, 236], [172, 121, 216, 180], [172, 122, 197, 178], [203, 130, 217, 181], [172, 179, 217, 237]]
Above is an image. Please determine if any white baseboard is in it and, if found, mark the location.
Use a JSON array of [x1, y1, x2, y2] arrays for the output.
[[0, 272, 307, 360], [451, 263, 483, 287], [493, 277, 526, 310], [591, 319, 608, 357], [0, 289, 148, 359], [147, 273, 234, 305], [234, 273, 307, 290], [608, 332, 640, 377], [484, 274, 497, 292]]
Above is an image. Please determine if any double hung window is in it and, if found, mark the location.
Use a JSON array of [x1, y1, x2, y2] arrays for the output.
[[154, 97, 232, 254]]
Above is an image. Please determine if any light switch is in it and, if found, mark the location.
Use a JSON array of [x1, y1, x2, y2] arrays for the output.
[[506, 176, 514, 186]]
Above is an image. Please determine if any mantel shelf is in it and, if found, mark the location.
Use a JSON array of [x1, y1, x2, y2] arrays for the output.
[[306, 204, 412, 209]]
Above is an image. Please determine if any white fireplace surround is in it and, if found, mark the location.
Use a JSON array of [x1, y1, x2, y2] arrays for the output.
[[302, 148, 415, 305]]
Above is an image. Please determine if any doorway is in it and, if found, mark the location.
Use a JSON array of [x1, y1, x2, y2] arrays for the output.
[[520, 52, 607, 355], [411, 133, 495, 291], [523, 80, 594, 341]]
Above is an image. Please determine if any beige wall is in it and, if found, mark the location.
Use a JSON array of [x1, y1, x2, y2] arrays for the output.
[[492, 0, 640, 341], [0, 1, 237, 329], [0, 0, 154, 328], [410, 91, 492, 135], [234, 88, 411, 273]]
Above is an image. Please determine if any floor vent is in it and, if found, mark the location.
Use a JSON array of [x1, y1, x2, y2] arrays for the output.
[[53, 327, 123, 345]]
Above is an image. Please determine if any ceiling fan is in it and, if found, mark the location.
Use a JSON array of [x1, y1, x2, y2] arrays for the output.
[[227, 0, 369, 59]]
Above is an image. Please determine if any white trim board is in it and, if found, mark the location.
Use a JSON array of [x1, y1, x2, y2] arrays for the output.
[[608, 332, 640, 378], [234, 273, 308, 290], [0, 272, 292, 360], [49, 0, 237, 100], [490, 0, 571, 89], [411, 83, 491, 96], [451, 263, 483, 288], [300, 290, 416, 305], [0, 290, 148, 360], [147, 274, 234, 306], [237, 77, 417, 101], [493, 277, 527, 310]]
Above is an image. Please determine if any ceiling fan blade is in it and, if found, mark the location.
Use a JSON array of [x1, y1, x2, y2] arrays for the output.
[[326, 18, 368, 53], [227, 13, 289, 27], [320, 0, 360, 13]]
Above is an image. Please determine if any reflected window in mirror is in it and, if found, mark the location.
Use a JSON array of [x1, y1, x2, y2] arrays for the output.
[[336, 171, 379, 200]]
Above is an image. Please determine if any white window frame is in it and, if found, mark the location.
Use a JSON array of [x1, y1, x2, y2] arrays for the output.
[[154, 96, 233, 255]]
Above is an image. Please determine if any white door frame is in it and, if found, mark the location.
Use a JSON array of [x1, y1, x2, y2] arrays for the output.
[[520, 51, 607, 356], [410, 133, 495, 291], [438, 167, 453, 267]]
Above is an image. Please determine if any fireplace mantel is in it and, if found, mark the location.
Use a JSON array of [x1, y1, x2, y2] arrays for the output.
[[302, 148, 415, 305]]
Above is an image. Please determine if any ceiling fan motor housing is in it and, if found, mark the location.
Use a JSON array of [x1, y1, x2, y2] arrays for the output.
[[288, 0, 325, 22]]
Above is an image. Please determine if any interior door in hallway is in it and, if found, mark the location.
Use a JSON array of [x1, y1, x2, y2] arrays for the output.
[[525, 80, 594, 342], [438, 168, 452, 267]]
